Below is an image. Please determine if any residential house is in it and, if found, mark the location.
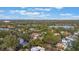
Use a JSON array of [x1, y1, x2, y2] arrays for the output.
[[30, 32, 41, 40], [30, 46, 45, 51], [56, 43, 65, 51], [18, 38, 28, 46], [54, 33, 60, 36]]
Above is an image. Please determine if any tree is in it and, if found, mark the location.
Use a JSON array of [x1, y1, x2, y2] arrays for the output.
[[0, 38, 4, 50], [0, 31, 10, 38], [71, 37, 79, 51], [2, 35, 19, 50], [29, 39, 43, 47], [21, 33, 30, 42], [43, 31, 61, 45]]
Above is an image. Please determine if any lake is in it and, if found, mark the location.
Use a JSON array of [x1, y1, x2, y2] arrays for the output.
[[49, 25, 74, 29], [0, 28, 15, 30]]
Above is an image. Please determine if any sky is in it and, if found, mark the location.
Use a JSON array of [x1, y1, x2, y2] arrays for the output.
[[0, 7, 79, 20]]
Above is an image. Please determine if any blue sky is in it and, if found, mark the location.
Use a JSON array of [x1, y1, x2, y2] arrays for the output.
[[0, 7, 79, 20]]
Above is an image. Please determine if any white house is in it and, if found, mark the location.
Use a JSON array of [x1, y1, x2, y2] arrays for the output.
[[31, 46, 45, 51]]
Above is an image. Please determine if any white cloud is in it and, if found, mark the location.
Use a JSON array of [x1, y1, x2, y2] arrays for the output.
[[60, 13, 79, 19], [71, 15, 79, 19], [20, 11, 40, 15], [10, 10, 41, 16], [60, 13, 72, 16], [9, 10, 52, 19], [10, 10, 24, 13], [34, 8, 51, 11], [55, 7, 63, 9], [72, 15, 79, 17]]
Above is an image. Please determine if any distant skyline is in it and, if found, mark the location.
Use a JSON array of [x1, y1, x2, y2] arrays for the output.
[[0, 7, 79, 20]]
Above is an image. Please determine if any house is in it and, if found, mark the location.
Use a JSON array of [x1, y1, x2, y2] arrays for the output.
[[60, 31, 71, 36], [3, 20, 10, 23], [7, 25, 15, 28], [54, 33, 60, 36], [60, 31, 64, 34], [18, 38, 28, 46], [61, 38, 68, 49], [74, 32, 78, 36], [74, 32, 79, 36], [56, 43, 65, 51], [30, 46, 45, 51], [61, 36, 75, 49], [51, 29, 55, 32], [65, 37, 74, 41], [0, 25, 15, 31], [29, 28, 35, 31], [30, 33, 41, 40]]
